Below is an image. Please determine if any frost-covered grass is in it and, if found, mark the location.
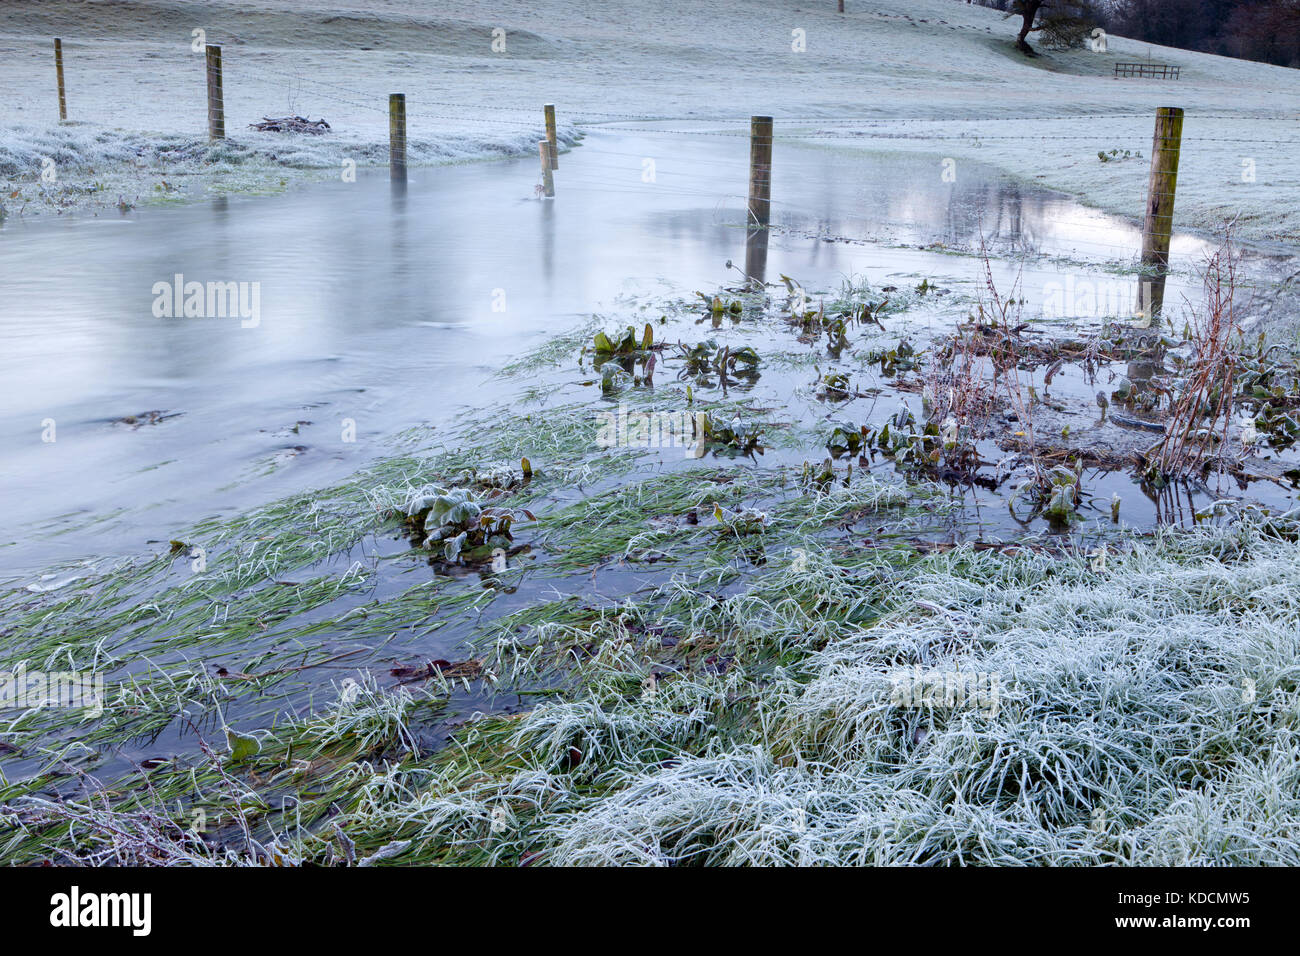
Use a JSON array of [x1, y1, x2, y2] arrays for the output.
[[0, 120, 581, 216], [401, 522, 1300, 866], [7, 515, 1300, 866], [6, 271, 1299, 866], [4, 0, 1299, 867], [4, 258, 1299, 865]]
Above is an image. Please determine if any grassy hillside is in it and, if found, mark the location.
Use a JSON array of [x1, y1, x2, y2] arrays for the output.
[[1, 0, 1297, 241]]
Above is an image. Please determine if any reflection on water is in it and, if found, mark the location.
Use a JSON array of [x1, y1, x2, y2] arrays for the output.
[[0, 131, 1228, 572], [743, 226, 769, 289]]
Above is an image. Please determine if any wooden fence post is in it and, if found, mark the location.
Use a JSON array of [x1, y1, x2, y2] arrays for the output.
[[389, 93, 407, 181], [744, 226, 769, 290], [747, 116, 773, 227], [1140, 106, 1183, 317], [54, 38, 67, 121], [205, 45, 225, 141], [538, 141, 555, 197], [544, 104, 558, 169]]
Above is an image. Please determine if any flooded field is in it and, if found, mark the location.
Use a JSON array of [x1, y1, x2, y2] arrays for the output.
[[4, 132, 1300, 866], [2, 131, 1283, 573]]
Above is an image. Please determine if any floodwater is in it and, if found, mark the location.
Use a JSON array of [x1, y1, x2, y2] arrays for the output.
[[4, 129, 1295, 783], [0, 130, 1241, 577]]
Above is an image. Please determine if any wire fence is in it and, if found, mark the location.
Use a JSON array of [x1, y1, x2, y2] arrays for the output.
[[37, 31, 1290, 135], [28, 33, 1300, 265]]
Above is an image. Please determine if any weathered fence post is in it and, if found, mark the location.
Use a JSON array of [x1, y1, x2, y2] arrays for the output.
[[205, 45, 224, 141], [389, 93, 407, 181], [54, 38, 67, 121], [747, 116, 773, 227], [538, 141, 555, 197], [544, 104, 558, 169], [744, 226, 769, 290], [1139, 106, 1183, 317]]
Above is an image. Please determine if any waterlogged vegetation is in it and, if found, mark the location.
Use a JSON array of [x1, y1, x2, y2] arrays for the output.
[[5, 240, 1300, 865]]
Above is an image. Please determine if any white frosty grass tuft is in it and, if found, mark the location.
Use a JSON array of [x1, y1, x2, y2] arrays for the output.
[[444, 524, 1300, 865], [0, 121, 580, 216], [0, 121, 581, 178]]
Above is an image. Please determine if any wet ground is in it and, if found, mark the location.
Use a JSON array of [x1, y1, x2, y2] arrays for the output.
[[4, 130, 1273, 575], [4, 131, 1300, 786]]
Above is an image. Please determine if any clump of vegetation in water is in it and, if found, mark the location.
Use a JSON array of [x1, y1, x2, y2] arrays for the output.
[[1042, 464, 1083, 524], [449, 459, 533, 492], [826, 423, 869, 459], [676, 341, 760, 389], [403, 487, 534, 563], [863, 339, 919, 376], [695, 292, 744, 316], [599, 363, 631, 395], [800, 456, 840, 493], [1097, 148, 1139, 163], [712, 503, 768, 536], [593, 323, 655, 356], [814, 370, 856, 401], [589, 324, 663, 392], [780, 274, 893, 353], [698, 412, 764, 457]]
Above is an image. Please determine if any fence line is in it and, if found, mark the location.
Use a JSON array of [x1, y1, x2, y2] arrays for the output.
[[31, 36, 1287, 272], [124, 42, 1293, 149]]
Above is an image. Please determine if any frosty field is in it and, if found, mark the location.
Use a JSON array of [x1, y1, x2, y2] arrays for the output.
[[4, 0, 1300, 244], [2, 0, 1300, 870]]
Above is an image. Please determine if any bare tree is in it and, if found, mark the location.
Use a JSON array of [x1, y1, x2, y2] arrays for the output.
[[1000, 1, 1100, 55], [983, 0, 1300, 67], [1009, 1, 1047, 54]]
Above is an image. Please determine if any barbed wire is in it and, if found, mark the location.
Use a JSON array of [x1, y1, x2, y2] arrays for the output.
[[53, 30, 1294, 145], [17, 31, 1295, 260]]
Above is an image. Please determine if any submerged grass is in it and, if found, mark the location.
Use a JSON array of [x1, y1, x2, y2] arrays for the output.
[[7, 518, 1300, 865], [4, 270, 1300, 865]]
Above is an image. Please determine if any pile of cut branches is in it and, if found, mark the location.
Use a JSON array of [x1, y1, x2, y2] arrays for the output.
[[248, 115, 331, 134]]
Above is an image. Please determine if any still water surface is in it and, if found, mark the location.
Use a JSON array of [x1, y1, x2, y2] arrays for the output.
[[0, 130, 1215, 575]]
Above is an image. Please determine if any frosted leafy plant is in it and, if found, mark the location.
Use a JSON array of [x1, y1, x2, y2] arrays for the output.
[[712, 503, 768, 536], [403, 487, 532, 563]]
